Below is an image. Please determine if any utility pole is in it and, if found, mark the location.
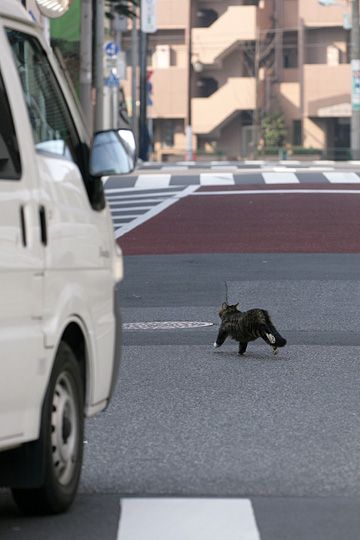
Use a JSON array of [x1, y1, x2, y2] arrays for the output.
[[185, 1, 193, 161], [80, 0, 93, 135], [138, 28, 148, 160], [351, 0, 360, 159], [131, 17, 139, 146], [94, 0, 105, 132]]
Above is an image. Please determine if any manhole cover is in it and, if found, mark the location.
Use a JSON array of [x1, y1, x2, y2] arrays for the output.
[[124, 321, 214, 330]]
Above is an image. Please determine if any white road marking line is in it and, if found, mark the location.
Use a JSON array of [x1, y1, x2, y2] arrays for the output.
[[211, 165, 238, 171], [245, 160, 265, 165], [304, 166, 335, 171], [106, 191, 179, 200], [110, 206, 153, 212], [134, 174, 172, 188], [279, 160, 301, 165], [263, 172, 299, 183], [117, 498, 260, 540], [161, 166, 189, 171], [110, 199, 165, 208], [191, 189, 360, 196], [115, 185, 198, 238], [313, 160, 335, 165], [323, 172, 360, 183], [200, 173, 235, 185]]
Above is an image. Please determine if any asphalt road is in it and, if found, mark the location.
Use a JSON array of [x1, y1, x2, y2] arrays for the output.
[[1, 168, 360, 539]]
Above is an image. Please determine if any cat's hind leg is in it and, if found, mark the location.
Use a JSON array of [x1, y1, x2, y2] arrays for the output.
[[238, 342, 248, 355], [213, 327, 228, 348]]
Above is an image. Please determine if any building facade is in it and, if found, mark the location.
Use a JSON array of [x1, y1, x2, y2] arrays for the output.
[[123, 0, 353, 160]]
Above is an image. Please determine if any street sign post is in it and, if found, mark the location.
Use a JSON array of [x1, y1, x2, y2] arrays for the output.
[[141, 0, 157, 33]]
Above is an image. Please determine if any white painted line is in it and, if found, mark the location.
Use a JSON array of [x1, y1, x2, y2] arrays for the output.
[[272, 167, 297, 172], [161, 166, 189, 171], [211, 165, 238, 171], [176, 161, 196, 166], [244, 160, 265, 165], [110, 199, 167, 208], [200, 173, 235, 185], [349, 160, 360, 165], [210, 161, 231, 165], [191, 189, 360, 196], [106, 191, 179, 200], [313, 160, 335, 165], [262, 172, 299, 183], [115, 185, 198, 238], [134, 174, 172, 189], [117, 498, 260, 540], [323, 171, 360, 183], [305, 166, 335, 172], [279, 160, 301, 165]]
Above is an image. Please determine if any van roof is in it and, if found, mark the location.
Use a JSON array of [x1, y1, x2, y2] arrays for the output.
[[0, 1, 33, 24]]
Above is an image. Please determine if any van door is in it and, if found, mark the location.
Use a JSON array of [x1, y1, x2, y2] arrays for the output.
[[5, 28, 116, 409], [0, 46, 44, 444]]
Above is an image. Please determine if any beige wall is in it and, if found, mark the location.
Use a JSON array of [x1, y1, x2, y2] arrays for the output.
[[299, 0, 348, 27], [283, 0, 298, 29], [303, 118, 326, 148], [156, 0, 189, 28], [275, 82, 301, 121], [304, 64, 350, 117], [149, 68, 187, 119]]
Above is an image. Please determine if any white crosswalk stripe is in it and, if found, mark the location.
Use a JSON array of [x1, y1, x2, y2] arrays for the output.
[[117, 498, 261, 540], [323, 171, 360, 183], [200, 173, 235, 185], [262, 172, 299, 183], [134, 174, 172, 188]]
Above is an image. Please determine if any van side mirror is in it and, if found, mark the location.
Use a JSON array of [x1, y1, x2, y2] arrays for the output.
[[90, 129, 136, 177]]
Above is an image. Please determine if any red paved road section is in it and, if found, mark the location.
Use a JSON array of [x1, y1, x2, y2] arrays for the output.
[[118, 184, 360, 255]]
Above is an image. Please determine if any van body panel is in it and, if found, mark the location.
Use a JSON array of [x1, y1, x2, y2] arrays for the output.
[[0, 4, 121, 455]]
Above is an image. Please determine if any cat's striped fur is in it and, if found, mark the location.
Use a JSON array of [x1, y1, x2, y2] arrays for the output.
[[214, 302, 286, 356]]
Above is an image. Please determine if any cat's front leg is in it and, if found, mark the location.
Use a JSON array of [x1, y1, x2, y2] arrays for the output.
[[239, 342, 248, 355], [213, 327, 228, 348]]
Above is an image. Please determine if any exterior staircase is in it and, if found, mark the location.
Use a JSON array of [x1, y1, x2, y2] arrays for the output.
[[192, 77, 256, 135], [192, 6, 257, 66]]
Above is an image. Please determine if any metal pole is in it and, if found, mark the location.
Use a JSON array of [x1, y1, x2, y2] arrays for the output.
[[185, 1, 193, 161], [131, 17, 139, 146], [139, 28, 148, 160], [94, 0, 104, 132], [351, 0, 360, 159], [80, 0, 93, 135]]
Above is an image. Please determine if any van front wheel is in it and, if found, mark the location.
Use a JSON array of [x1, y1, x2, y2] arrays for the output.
[[12, 342, 84, 515]]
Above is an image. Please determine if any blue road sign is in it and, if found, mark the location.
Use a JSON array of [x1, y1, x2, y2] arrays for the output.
[[105, 41, 121, 58]]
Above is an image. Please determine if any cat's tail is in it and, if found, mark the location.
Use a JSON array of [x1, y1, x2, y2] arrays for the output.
[[263, 323, 287, 348]]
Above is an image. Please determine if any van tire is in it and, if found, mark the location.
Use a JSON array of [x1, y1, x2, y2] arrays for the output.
[[12, 342, 84, 515]]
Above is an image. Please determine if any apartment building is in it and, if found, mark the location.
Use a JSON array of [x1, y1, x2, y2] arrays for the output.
[[126, 0, 353, 160]]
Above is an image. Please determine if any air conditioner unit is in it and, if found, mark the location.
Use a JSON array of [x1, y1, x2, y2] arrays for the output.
[[156, 45, 171, 68]]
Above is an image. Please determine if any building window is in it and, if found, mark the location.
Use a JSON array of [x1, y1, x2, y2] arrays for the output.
[[283, 31, 298, 68]]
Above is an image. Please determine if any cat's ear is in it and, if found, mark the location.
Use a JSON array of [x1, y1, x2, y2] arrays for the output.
[[235, 303, 239, 308], [222, 302, 228, 309]]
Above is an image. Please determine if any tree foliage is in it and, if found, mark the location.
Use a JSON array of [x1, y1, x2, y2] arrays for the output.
[[261, 113, 287, 148], [105, 0, 139, 18]]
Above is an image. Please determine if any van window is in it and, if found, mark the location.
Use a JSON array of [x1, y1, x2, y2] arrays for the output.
[[0, 71, 21, 180], [5, 29, 87, 173]]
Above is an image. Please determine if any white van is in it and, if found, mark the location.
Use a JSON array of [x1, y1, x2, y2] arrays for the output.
[[0, 0, 134, 514]]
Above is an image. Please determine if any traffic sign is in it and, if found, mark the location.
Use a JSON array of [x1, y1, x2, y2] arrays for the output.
[[104, 41, 121, 58]]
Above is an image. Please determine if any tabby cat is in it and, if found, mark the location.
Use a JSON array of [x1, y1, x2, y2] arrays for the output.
[[214, 302, 287, 355]]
